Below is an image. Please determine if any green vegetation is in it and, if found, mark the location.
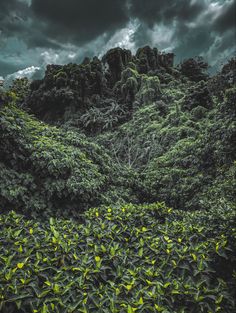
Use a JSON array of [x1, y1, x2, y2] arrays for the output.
[[0, 204, 235, 313], [0, 105, 136, 217], [98, 65, 235, 211], [0, 47, 235, 312]]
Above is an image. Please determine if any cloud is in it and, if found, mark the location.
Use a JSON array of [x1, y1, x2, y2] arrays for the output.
[[0, 0, 235, 77], [40, 51, 59, 65], [0, 0, 65, 50], [10, 65, 41, 78], [4, 65, 41, 87], [212, 0, 236, 33], [129, 0, 235, 66], [98, 20, 139, 58], [129, 0, 206, 26], [0, 59, 22, 77], [0, 0, 31, 37], [131, 22, 177, 53], [31, 0, 129, 44]]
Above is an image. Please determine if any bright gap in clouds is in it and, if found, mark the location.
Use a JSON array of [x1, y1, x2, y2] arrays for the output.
[[4, 66, 40, 87]]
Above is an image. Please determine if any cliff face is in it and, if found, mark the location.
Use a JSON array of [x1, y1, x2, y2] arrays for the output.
[[135, 46, 174, 73], [102, 47, 133, 85], [102, 46, 174, 83], [26, 46, 174, 121]]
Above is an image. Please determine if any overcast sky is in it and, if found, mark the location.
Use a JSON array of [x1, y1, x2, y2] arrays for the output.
[[0, 0, 235, 80]]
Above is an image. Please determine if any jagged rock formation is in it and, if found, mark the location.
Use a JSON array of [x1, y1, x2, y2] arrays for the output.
[[135, 46, 174, 73], [179, 57, 208, 82], [209, 57, 236, 100], [26, 46, 175, 122], [102, 47, 132, 86]]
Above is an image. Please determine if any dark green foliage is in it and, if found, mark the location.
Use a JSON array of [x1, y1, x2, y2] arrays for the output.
[[27, 61, 105, 121], [136, 46, 159, 74], [0, 78, 30, 109], [8, 78, 30, 107], [182, 81, 213, 111], [141, 86, 235, 209], [135, 46, 174, 73], [25, 47, 173, 128], [102, 47, 133, 85], [0, 204, 235, 313], [0, 105, 132, 217], [180, 57, 209, 82], [191, 106, 208, 120], [220, 86, 236, 116], [209, 58, 236, 100], [78, 100, 126, 133], [97, 61, 235, 211], [136, 75, 161, 106], [0, 88, 18, 108]]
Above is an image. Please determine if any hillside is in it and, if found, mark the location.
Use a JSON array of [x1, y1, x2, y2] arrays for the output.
[[0, 47, 235, 312], [1, 47, 235, 215]]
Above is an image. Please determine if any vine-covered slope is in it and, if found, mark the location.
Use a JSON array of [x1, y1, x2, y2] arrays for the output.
[[0, 105, 135, 217], [1, 47, 235, 215]]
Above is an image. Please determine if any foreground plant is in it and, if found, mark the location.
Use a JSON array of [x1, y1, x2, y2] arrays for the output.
[[0, 203, 235, 313]]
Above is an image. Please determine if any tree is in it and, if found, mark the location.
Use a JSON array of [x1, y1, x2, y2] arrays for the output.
[[9, 77, 30, 106], [180, 57, 209, 82]]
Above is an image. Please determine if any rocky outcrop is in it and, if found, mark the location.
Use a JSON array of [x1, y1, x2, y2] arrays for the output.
[[26, 46, 175, 121], [135, 46, 174, 73], [221, 58, 236, 85], [158, 52, 175, 68], [102, 48, 133, 86]]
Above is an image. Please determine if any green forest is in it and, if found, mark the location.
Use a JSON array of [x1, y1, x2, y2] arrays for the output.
[[0, 47, 235, 312]]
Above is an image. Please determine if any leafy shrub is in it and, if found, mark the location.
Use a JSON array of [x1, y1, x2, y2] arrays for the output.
[[26, 61, 105, 121], [0, 105, 128, 216], [0, 89, 18, 108], [180, 57, 208, 82], [220, 86, 236, 117], [208, 58, 236, 100], [0, 203, 235, 313], [97, 60, 235, 211], [142, 122, 235, 211], [136, 75, 161, 106], [191, 106, 208, 120], [182, 81, 213, 111], [78, 100, 126, 133], [8, 78, 30, 107]]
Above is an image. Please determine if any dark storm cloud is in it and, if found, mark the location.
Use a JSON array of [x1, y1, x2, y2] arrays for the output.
[[129, 0, 210, 61], [129, 0, 235, 42], [0, 59, 20, 77], [213, 0, 236, 33], [1, 0, 234, 50], [211, 29, 236, 54], [129, 0, 206, 26], [0, 0, 60, 49], [31, 0, 129, 44], [0, 0, 26, 14], [129, 0, 235, 66], [0, 0, 235, 78], [0, 0, 30, 35]]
